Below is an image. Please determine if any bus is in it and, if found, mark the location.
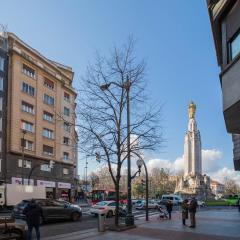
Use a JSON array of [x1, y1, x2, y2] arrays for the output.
[[91, 189, 127, 205]]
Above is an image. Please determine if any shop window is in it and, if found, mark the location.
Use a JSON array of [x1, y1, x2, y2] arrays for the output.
[[63, 168, 69, 175], [18, 159, 31, 168]]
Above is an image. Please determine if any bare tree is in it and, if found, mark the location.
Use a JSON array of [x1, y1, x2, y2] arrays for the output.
[[77, 38, 163, 225], [224, 177, 240, 195]]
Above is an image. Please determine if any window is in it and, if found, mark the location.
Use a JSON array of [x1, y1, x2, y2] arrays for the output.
[[63, 168, 69, 175], [43, 111, 53, 122], [21, 121, 34, 132], [22, 101, 34, 114], [42, 128, 54, 139], [63, 137, 70, 145], [21, 139, 34, 151], [41, 164, 51, 172], [230, 31, 240, 60], [63, 152, 69, 161], [64, 92, 70, 102], [44, 78, 54, 90], [64, 107, 70, 116], [43, 145, 54, 156], [0, 119, 2, 131], [0, 98, 2, 111], [22, 82, 35, 96], [43, 94, 54, 106], [0, 77, 3, 90], [0, 57, 4, 71], [0, 137, 2, 152], [18, 159, 31, 168], [22, 64, 35, 78], [63, 122, 71, 132]]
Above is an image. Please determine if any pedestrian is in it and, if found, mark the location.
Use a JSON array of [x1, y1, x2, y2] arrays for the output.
[[166, 200, 173, 220], [23, 199, 43, 240], [188, 197, 198, 228], [181, 199, 189, 226]]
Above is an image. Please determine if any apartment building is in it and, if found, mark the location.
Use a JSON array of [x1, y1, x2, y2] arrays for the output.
[[0, 31, 78, 199], [207, 0, 240, 170]]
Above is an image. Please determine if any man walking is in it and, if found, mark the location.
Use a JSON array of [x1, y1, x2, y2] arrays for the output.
[[166, 200, 173, 220], [23, 199, 43, 240], [189, 197, 198, 228]]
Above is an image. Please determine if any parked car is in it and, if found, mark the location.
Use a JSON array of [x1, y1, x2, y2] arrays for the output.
[[90, 201, 117, 218], [159, 195, 183, 206], [12, 199, 82, 224], [135, 200, 159, 210], [0, 218, 27, 240]]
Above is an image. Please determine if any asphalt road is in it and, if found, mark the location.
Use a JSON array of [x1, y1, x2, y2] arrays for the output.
[[0, 205, 234, 239]]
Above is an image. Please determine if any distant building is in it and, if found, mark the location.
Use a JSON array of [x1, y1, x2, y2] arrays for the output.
[[207, 0, 240, 170], [210, 180, 225, 196], [0, 31, 78, 200]]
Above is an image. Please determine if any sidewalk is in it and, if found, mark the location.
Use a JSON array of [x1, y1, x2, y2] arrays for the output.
[[42, 209, 240, 240]]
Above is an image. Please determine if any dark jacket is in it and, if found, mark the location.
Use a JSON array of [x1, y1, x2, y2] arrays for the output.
[[188, 199, 198, 213], [23, 201, 43, 226], [166, 201, 173, 212], [181, 201, 188, 219]]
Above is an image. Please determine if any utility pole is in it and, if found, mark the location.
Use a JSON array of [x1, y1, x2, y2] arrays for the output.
[[85, 156, 88, 192], [21, 130, 27, 185]]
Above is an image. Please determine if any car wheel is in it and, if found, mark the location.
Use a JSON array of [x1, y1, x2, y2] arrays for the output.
[[107, 211, 113, 218], [11, 228, 24, 240], [71, 212, 81, 221], [39, 216, 44, 225]]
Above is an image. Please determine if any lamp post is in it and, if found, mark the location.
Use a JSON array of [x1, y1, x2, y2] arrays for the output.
[[100, 76, 134, 225], [21, 130, 27, 185], [85, 155, 89, 192]]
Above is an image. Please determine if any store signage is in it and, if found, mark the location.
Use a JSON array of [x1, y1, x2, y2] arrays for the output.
[[58, 182, 71, 189], [37, 180, 55, 188]]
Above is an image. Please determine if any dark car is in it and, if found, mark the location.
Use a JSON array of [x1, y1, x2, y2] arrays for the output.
[[12, 199, 82, 224]]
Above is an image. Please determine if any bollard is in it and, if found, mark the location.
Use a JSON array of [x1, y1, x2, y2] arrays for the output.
[[98, 213, 106, 232]]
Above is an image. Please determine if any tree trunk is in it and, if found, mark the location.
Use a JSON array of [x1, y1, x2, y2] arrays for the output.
[[115, 181, 120, 226]]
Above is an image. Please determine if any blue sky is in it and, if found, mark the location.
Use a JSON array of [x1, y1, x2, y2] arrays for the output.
[[1, 0, 239, 183]]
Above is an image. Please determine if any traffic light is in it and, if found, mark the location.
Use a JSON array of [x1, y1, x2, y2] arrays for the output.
[[95, 152, 101, 163]]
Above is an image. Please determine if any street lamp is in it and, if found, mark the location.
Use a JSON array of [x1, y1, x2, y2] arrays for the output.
[[100, 76, 134, 226], [21, 129, 27, 185]]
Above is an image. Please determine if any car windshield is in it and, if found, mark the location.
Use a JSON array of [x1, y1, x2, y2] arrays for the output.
[[96, 201, 108, 206]]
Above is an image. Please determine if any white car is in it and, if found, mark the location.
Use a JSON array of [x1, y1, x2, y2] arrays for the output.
[[135, 200, 159, 210], [90, 201, 116, 218]]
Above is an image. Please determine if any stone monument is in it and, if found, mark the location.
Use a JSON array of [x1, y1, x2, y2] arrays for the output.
[[175, 102, 212, 200]]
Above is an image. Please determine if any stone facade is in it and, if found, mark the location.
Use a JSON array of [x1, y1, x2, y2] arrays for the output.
[[175, 102, 212, 200], [0, 31, 78, 200]]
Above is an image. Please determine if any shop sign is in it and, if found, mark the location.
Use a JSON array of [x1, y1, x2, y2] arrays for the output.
[[37, 180, 55, 188], [58, 182, 71, 189]]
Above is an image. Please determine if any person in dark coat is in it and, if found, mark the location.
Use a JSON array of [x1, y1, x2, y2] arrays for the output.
[[166, 200, 173, 220], [188, 197, 198, 228], [181, 199, 189, 225], [23, 199, 43, 240], [238, 198, 240, 212]]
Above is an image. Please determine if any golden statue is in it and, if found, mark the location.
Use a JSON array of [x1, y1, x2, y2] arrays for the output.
[[188, 101, 196, 119]]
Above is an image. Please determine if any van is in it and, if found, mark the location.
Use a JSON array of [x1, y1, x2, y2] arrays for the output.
[[160, 194, 183, 205]]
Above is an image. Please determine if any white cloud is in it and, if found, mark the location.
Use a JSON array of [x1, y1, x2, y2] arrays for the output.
[[202, 149, 222, 172], [210, 167, 240, 184]]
